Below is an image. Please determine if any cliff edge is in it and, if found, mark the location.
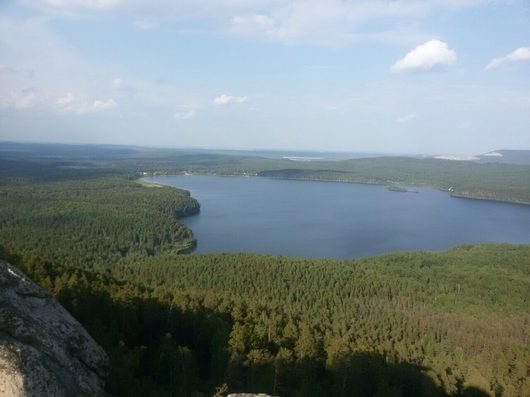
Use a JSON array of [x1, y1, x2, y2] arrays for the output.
[[0, 260, 110, 396]]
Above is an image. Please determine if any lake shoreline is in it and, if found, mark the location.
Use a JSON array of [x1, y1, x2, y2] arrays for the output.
[[143, 174, 530, 259], [141, 173, 530, 207]]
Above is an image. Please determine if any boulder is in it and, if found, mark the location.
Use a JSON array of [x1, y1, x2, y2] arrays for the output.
[[0, 260, 110, 396]]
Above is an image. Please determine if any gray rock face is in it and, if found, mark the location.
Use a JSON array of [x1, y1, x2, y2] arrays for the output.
[[0, 261, 110, 396]]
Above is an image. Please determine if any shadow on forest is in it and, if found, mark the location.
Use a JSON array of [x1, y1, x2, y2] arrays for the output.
[[56, 286, 491, 397], [225, 349, 491, 397]]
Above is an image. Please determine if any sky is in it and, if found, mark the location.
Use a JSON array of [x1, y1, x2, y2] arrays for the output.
[[0, 0, 529, 154]]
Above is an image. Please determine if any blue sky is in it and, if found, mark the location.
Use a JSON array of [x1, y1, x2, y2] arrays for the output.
[[0, 0, 529, 154]]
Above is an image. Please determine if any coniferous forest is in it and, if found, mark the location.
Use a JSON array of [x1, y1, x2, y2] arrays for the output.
[[0, 145, 529, 397]]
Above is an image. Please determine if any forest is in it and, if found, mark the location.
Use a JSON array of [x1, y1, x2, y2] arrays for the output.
[[2, 142, 530, 205], [0, 144, 529, 396]]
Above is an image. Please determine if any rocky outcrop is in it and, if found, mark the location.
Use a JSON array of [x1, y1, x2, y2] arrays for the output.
[[0, 260, 110, 396]]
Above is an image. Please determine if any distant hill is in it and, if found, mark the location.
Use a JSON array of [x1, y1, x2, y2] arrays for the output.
[[478, 150, 530, 165]]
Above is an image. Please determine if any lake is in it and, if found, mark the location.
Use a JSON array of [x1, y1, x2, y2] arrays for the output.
[[147, 175, 530, 259]]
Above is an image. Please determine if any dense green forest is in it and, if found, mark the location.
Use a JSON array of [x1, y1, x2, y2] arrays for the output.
[[2, 142, 530, 205], [0, 144, 529, 396]]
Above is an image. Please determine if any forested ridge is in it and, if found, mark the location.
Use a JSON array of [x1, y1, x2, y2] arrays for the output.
[[0, 146, 529, 396], [0, 178, 199, 266], [255, 158, 530, 205], [2, 142, 530, 205]]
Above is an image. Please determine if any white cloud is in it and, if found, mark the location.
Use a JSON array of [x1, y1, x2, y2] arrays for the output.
[[0, 16, 207, 120], [20, 0, 495, 46], [56, 92, 91, 114], [391, 39, 457, 72], [111, 78, 123, 89], [230, 12, 430, 46], [213, 94, 248, 106], [228, 0, 492, 46], [230, 14, 276, 39], [26, 0, 122, 10], [0, 17, 119, 114], [56, 92, 77, 109], [397, 113, 416, 123], [93, 98, 117, 110], [174, 106, 196, 120], [485, 47, 530, 70], [0, 89, 36, 109], [56, 93, 116, 114]]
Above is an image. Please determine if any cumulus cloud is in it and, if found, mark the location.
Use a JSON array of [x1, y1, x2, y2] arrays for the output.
[[56, 92, 92, 114], [392, 40, 457, 72], [0, 89, 36, 109], [57, 92, 75, 106], [93, 98, 117, 110], [230, 14, 277, 39], [213, 94, 248, 106], [174, 106, 196, 120], [111, 78, 123, 89], [56, 93, 116, 113], [397, 113, 416, 123], [485, 47, 530, 70]]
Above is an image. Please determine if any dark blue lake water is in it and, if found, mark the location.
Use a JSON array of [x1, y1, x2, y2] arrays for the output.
[[148, 175, 530, 259]]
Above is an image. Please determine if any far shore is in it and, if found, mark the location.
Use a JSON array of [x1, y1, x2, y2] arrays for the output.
[[141, 173, 530, 207]]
